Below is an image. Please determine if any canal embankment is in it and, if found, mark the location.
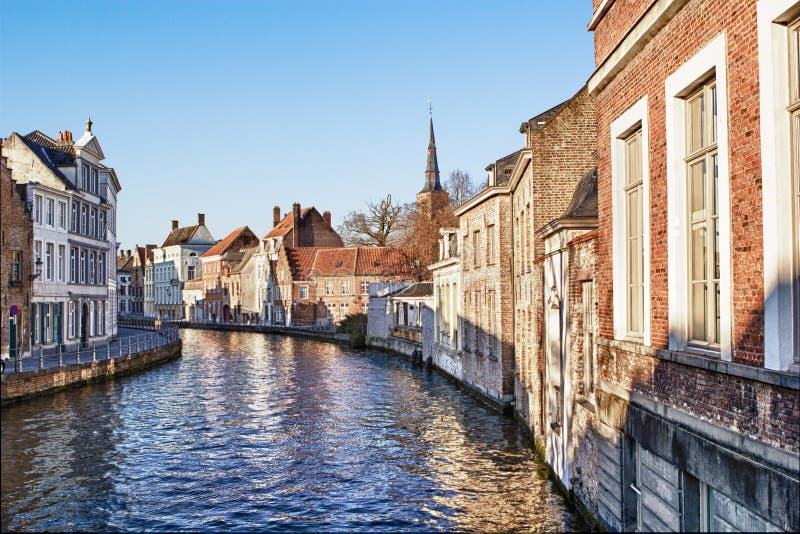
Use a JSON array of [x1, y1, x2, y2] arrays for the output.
[[178, 321, 351, 344], [1, 333, 181, 405]]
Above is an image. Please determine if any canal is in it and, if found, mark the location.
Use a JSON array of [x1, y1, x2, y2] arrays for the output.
[[1, 329, 585, 532]]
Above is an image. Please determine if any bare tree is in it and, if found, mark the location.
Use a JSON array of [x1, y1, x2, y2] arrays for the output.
[[444, 169, 479, 208], [337, 194, 411, 247]]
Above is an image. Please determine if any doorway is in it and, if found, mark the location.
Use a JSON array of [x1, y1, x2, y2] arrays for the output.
[[81, 303, 89, 347]]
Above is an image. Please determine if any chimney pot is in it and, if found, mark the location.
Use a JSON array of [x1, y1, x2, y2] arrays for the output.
[[323, 210, 332, 228], [273, 205, 281, 227], [198, 213, 205, 226], [171, 220, 179, 231], [127, 249, 132, 257]]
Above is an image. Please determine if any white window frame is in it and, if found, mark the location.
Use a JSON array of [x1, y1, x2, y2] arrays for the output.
[[758, 0, 800, 370], [611, 96, 652, 345], [666, 33, 732, 359]]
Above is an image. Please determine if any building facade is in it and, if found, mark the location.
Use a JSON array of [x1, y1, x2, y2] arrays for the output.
[[117, 250, 133, 315], [1, 156, 33, 359], [199, 226, 259, 322], [147, 214, 215, 319], [3, 121, 121, 349], [586, 0, 799, 530], [427, 228, 462, 380]]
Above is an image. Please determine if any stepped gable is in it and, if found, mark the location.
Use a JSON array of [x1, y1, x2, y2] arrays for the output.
[[161, 225, 200, 247]]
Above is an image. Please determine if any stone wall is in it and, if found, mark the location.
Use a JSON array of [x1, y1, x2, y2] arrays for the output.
[[1, 340, 182, 404]]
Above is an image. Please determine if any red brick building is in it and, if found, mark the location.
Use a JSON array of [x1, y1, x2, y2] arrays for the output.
[[1, 155, 33, 359], [587, 0, 799, 530], [200, 226, 259, 322], [272, 246, 413, 326]]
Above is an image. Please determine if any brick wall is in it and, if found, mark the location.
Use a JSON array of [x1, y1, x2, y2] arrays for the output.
[[591, 0, 654, 65], [0, 157, 33, 357], [594, 0, 765, 364], [458, 193, 514, 404]]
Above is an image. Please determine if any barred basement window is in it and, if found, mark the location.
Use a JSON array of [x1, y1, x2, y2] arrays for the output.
[[685, 79, 720, 348]]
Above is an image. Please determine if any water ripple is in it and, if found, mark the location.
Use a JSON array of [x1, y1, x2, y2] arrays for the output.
[[2, 329, 585, 532]]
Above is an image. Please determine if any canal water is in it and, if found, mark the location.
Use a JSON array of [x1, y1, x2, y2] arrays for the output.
[[1, 329, 585, 532]]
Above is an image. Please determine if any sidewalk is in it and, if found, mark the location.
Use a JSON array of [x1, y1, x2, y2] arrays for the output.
[[2, 328, 178, 375]]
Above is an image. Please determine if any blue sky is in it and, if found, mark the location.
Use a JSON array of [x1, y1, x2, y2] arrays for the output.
[[1, 0, 595, 249]]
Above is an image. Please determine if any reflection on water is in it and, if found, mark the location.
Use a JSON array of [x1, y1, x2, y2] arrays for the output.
[[1, 329, 585, 532]]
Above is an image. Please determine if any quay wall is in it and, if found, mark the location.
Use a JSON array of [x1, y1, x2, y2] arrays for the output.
[[1, 340, 182, 404], [179, 322, 350, 344]]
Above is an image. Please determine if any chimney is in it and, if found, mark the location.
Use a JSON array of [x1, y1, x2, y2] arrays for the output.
[[57, 130, 74, 147], [171, 220, 179, 231], [198, 213, 205, 226], [292, 202, 301, 247], [323, 210, 332, 228], [273, 205, 281, 227], [127, 249, 132, 257]]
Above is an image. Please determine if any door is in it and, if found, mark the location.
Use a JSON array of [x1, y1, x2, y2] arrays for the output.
[[81, 303, 89, 346], [54, 303, 63, 345]]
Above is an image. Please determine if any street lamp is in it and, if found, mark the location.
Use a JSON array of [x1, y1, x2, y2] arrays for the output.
[[30, 257, 43, 280]]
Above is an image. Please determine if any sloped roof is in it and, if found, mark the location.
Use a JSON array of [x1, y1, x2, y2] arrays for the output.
[[184, 278, 204, 290], [19, 131, 77, 188], [522, 100, 570, 133], [264, 207, 313, 239], [202, 226, 255, 257], [311, 248, 358, 275], [117, 255, 134, 272], [231, 246, 259, 274], [562, 168, 598, 219], [286, 247, 330, 280], [162, 225, 200, 247], [354, 247, 412, 276], [395, 282, 433, 298]]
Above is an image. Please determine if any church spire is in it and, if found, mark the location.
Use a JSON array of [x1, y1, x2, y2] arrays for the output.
[[421, 109, 442, 193]]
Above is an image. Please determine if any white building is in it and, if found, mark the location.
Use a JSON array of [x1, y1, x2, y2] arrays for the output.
[[2, 121, 121, 348], [146, 215, 215, 319]]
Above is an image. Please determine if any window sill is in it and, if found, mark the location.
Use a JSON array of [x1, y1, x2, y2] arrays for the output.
[[598, 337, 800, 390]]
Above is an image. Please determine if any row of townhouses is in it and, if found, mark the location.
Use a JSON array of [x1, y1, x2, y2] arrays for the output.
[[117, 204, 414, 327], [370, 0, 799, 531], [2, 121, 121, 356]]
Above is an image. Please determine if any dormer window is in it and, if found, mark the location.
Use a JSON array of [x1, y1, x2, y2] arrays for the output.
[[81, 165, 89, 190], [91, 168, 99, 195]]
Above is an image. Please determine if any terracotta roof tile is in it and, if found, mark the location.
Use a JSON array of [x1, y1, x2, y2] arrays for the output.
[[311, 248, 358, 276], [202, 226, 257, 257], [264, 207, 313, 239], [161, 225, 200, 247], [286, 247, 330, 280], [354, 247, 412, 277]]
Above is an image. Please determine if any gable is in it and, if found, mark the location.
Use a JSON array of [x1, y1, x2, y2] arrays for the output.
[[75, 133, 105, 160]]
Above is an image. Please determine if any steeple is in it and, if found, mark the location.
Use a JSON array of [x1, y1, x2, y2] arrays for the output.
[[421, 113, 442, 193]]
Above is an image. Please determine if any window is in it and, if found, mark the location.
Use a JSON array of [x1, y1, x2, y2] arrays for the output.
[[70, 248, 77, 283], [43, 303, 51, 343], [80, 250, 87, 283], [91, 168, 99, 195], [90, 208, 97, 238], [487, 225, 496, 264], [583, 281, 595, 402], [58, 245, 65, 282], [31, 304, 38, 344], [89, 251, 96, 284], [299, 285, 309, 299], [342, 281, 350, 295], [58, 201, 66, 228], [34, 240, 42, 264], [340, 303, 349, 317], [187, 265, 196, 280], [361, 303, 368, 314], [81, 205, 88, 234], [326, 281, 334, 295], [34, 195, 42, 224], [686, 79, 720, 347], [82, 165, 89, 190], [99, 211, 106, 238], [8, 251, 22, 281], [99, 253, 106, 283], [71, 202, 78, 232], [462, 235, 469, 270], [360, 280, 369, 294], [69, 302, 77, 338], [625, 129, 645, 336], [46, 198, 54, 226], [473, 230, 480, 268]]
